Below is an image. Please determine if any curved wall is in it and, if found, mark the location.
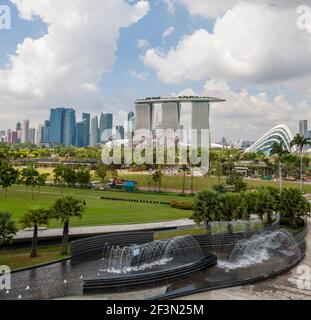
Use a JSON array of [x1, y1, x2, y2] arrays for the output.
[[246, 124, 294, 154]]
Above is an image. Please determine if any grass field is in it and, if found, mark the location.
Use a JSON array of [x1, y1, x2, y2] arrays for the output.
[[0, 245, 68, 271], [0, 185, 191, 229], [118, 173, 311, 193], [32, 167, 311, 193]]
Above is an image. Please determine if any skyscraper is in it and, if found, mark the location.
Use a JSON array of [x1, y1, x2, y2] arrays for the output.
[[21, 120, 30, 143], [299, 120, 308, 138], [116, 125, 125, 140], [43, 120, 50, 143], [49, 108, 65, 144], [7, 129, 13, 144], [29, 128, 36, 144], [36, 125, 44, 145], [63, 109, 76, 146], [16, 122, 22, 144], [82, 113, 91, 146], [12, 131, 18, 144], [76, 119, 88, 147], [48, 108, 77, 145], [99, 113, 113, 143], [128, 111, 135, 134], [90, 116, 99, 147]]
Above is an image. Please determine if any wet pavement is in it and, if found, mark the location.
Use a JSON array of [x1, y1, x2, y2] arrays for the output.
[[177, 219, 311, 300], [0, 232, 304, 300]]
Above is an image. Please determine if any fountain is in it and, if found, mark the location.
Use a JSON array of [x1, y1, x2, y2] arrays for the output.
[[218, 230, 301, 270], [100, 236, 205, 275]]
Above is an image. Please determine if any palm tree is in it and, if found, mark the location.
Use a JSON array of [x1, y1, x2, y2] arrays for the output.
[[19, 208, 50, 257], [192, 190, 220, 233], [216, 193, 247, 235], [51, 196, 85, 255], [290, 134, 311, 191], [180, 165, 188, 195], [270, 142, 289, 191], [0, 211, 18, 246], [152, 169, 163, 193]]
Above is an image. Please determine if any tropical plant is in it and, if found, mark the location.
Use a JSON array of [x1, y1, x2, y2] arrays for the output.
[[270, 142, 290, 191], [226, 171, 247, 192], [290, 134, 311, 190], [76, 169, 91, 188], [216, 193, 248, 234], [53, 164, 67, 186], [192, 190, 220, 233], [63, 167, 77, 187], [258, 186, 279, 224], [279, 188, 310, 227], [19, 167, 40, 200], [95, 163, 108, 183], [19, 208, 51, 257], [0, 211, 18, 245], [37, 173, 50, 194], [0, 160, 19, 198], [152, 169, 163, 192], [51, 196, 85, 255], [180, 164, 188, 195]]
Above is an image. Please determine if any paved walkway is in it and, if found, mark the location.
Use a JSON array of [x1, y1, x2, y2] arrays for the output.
[[15, 219, 194, 241], [177, 218, 311, 300]]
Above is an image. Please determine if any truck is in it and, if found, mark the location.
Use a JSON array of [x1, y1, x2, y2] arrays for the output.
[[107, 178, 137, 192]]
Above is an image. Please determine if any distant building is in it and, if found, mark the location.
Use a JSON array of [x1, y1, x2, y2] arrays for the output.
[[49, 108, 65, 144], [43, 120, 50, 143], [21, 120, 30, 143], [116, 125, 125, 140], [0, 131, 5, 142], [36, 125, 44, 145], [7, 129, 12, 144], [63, 109, 76, 146], [48, 108, 76, 146], [76, 119, 88, 147], [82, 113, 91, 146], [299, 120, 308, 138], [12, 131, 18, 144], [245, 124, 293, 155], [99, 113, 113, 143], [90, 116, 99, 147], [128, 112, 135, 132], [29, 128, 36, 144], [135, 97, 225, 147]]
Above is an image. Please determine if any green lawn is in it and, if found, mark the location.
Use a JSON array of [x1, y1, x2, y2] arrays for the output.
[[0, 245, 68, 271], [119, 173, 311, 193], [34, 167, 311, 193], [0, 186, 191, 229]]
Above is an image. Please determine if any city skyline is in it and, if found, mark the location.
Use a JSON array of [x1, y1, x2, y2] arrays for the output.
[[1, 1, 311, 141]]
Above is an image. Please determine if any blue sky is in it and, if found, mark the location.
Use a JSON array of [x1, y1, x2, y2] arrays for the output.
[[1, 0, 212, 110], [0, 0, 310, 141]]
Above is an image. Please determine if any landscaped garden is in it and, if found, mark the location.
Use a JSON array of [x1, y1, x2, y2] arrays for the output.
[[0, 186, 191, 228]]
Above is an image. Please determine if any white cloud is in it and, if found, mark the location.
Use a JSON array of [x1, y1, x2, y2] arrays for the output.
[[162, 26, 175, 39], [201, 79, 309, 141], [129, 69, 148, 81], [166, 0, 302, 18], [137, 38, 149, 49], [0, 0, 150, 128], [146, 1, 311, 88]]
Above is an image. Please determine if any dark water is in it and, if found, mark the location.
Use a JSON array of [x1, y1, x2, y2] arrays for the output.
[[0, 231, 305, 300]]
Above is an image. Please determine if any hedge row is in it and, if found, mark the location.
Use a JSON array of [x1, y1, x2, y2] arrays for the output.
[[170, 200, 193, 210], [100, 197, 170, 205]]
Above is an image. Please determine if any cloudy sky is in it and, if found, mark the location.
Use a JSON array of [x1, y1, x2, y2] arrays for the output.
[[0, 0, 311, 142]]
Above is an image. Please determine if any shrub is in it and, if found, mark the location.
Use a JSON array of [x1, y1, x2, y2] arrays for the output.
[[279, 188, 310, 227], [170, 200, 193, 210]]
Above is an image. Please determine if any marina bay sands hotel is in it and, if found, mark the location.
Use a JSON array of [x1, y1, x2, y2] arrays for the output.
[[134, 96, 226, 146]]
